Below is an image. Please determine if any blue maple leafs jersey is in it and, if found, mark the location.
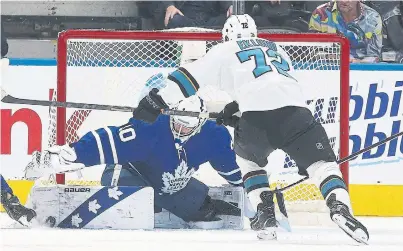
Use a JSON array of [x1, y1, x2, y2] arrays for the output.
[[71, 115, 242, 194]]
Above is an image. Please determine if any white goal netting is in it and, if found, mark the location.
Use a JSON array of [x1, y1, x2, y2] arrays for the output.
[[48, 29, 349, 220]]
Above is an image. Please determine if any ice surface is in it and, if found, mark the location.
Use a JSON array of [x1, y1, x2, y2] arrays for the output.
[[1, 214, 402, 251]]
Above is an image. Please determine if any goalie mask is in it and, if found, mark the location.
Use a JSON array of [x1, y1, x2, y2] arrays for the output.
[[170, 96, 207, 147], [222, 14, 257, 42]]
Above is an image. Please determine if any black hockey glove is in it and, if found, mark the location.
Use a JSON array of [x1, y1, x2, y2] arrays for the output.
[[133, 88, 169, 123], [216, 101, 240, 128], [1, 190, 37, 226]]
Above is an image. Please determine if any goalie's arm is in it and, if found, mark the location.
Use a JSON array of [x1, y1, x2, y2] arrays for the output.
[[207, 126, 243, 186], [71, 120, 150, 167], [25, 120, 152, 179]]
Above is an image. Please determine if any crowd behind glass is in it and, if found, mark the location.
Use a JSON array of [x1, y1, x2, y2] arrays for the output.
[[1, 1, 403, 63]]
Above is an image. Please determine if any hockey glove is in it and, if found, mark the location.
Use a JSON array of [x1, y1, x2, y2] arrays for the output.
[[133, 88, 169, 123], [24, 145, 84, 180], [216, 101, 240, 128], [1, 190, 37, 226]]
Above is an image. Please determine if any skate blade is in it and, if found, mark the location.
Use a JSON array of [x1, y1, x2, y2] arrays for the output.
[[257, 228, 277, 240], [332, 214, 368, 245]]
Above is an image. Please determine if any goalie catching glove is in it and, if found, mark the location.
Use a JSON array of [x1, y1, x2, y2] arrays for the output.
[[133, 88, 169, 123], [216, 101, 240, 128], [24, 145, 85, 180]]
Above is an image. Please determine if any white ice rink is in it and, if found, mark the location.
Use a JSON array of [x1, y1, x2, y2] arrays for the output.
[[1, 215, 402, 251]]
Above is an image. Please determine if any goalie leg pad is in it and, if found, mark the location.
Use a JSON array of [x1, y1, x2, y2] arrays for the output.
[[28, 185, 153, 229], [103, 164, 209, 225], [102, 163, 244, 229], [155, 186, 244, 229]]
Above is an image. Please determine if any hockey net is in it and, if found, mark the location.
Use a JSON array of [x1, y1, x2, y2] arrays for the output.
[[49, 29, 349, 222]]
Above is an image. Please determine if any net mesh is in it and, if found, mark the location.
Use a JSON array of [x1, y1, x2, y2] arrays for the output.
[[51, 29, 345, 213]]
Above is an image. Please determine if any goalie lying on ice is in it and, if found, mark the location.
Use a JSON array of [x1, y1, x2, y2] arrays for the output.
[[25, 96, 246, 229]]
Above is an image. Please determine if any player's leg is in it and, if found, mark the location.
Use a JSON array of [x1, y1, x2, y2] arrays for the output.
[[0, 174, 36, 226], [233, 112, 277, 232], [278, 107, 369, 244]]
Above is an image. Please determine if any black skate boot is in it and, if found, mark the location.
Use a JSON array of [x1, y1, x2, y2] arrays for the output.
[[250, 191, 277, 240], [1, 190, 37, 227], [188, 196, 224, 229], [327, 193, 369, 245]]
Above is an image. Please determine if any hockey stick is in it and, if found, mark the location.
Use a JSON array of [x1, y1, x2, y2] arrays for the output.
[[276, 130, 403, 193], [0, 88, 220, 119]]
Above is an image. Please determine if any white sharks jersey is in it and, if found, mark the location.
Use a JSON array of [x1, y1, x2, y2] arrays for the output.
[[160, 38, 306, 112]]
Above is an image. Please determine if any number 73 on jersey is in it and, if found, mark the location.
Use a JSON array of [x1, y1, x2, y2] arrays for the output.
[[236, 48, 295, 80]]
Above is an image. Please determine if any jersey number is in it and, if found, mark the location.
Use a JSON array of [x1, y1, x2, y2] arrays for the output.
[[118, 124, 136, 142], [236, 48, 292, 79]]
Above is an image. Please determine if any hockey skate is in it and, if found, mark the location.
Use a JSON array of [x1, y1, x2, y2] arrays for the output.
[[249, 191, 277, 240], [1, 191, 37, 227], [188, 196, 230, 229], [327, 193, 369, 245]]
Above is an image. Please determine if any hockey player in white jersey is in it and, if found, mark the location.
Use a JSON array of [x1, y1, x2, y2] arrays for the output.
[[132, 14, 369, 244]]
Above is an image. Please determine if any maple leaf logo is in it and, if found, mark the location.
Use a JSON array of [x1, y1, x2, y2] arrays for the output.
[[71, 213, 83, 228], [161, 160, 195, 195], [88, 199, 101, 214], [108, 187, 123, 200]]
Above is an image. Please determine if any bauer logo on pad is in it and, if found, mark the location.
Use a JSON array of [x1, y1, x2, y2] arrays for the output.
[[64, 187, 91, 193]]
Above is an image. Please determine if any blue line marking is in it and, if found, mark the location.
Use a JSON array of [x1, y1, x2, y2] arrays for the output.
[[9, 58, 57, 66], [350, 63, 403, 71], [350, 157, 403, 167], [7, 58, 403, 71]]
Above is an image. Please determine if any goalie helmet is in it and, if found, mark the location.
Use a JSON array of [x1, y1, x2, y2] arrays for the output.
[[222, 14, 257, 42], [170, 96, 207, 147]]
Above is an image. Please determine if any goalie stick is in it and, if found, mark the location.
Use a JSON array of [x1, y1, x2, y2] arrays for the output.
[[0, 88, 220, 119]]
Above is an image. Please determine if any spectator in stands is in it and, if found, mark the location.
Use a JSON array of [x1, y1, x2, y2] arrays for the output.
[[1, 20, 8, 58], [246, 0, 284, 28], [309, 0, 382, 63], [152, 1, 232, 29], [382, 1, 403, 63]]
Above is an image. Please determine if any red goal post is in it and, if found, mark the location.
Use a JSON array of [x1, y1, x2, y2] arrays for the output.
[[54, 30, 350, 195]]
